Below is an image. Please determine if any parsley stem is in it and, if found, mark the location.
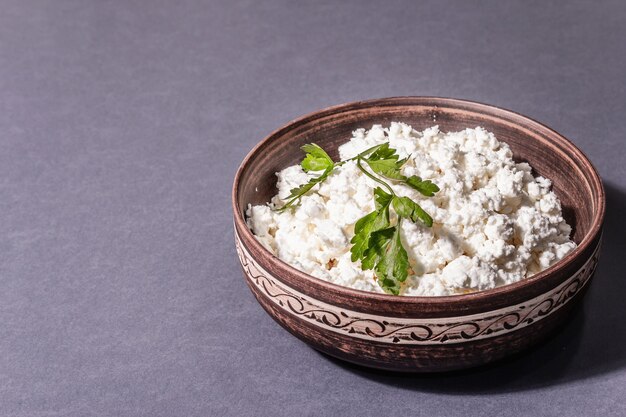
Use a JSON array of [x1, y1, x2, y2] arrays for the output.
[[356, 158, 395, 195]]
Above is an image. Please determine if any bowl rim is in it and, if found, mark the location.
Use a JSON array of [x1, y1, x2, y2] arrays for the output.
[[232, 96, 605, 305]]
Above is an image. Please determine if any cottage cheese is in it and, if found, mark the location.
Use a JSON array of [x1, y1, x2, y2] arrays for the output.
[[246, 123, 576, 296]]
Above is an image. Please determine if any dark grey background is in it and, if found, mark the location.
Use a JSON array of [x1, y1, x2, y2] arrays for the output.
[[1, 0, 625, 416]]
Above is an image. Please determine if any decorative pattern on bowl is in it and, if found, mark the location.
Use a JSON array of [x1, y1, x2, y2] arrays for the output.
[[236, 234, 600, 345]]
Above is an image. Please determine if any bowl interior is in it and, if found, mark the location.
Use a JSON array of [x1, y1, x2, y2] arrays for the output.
[[236, 98, 601, 246]]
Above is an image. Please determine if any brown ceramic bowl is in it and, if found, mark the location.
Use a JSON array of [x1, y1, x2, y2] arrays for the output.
[[232, 97, 605, 372]]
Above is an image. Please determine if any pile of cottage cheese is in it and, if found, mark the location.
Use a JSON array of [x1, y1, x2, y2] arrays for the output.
[[246, 123, 576, 296]]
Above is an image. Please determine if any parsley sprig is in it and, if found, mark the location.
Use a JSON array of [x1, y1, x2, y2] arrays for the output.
[[276, 138, 439, 295]]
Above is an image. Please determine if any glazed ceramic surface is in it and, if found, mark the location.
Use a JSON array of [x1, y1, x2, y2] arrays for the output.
[[232, 97, 605, 372]]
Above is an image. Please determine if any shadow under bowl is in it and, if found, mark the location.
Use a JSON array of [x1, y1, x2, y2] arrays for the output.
[[232, 97, 605, 372]]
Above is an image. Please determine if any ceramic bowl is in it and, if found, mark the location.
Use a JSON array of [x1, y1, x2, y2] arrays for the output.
[[232, 97, 605, 372]]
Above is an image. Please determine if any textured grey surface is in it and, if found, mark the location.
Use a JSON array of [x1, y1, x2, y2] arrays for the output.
[[1, 0, 625, 416]]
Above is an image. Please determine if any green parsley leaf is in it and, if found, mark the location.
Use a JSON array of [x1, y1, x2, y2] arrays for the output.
[[373, 187, 393, 210], [360, 227, 394, 271], [374, 224, 409, 295], [405, 175, 440, 196], [350, 211, 378, 262], [392, 195, 433, 227], [300, 143, 334, 172], [368, 143, 397, 161], [364, 143, 406, 180], [349, 188, 391, 262]]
